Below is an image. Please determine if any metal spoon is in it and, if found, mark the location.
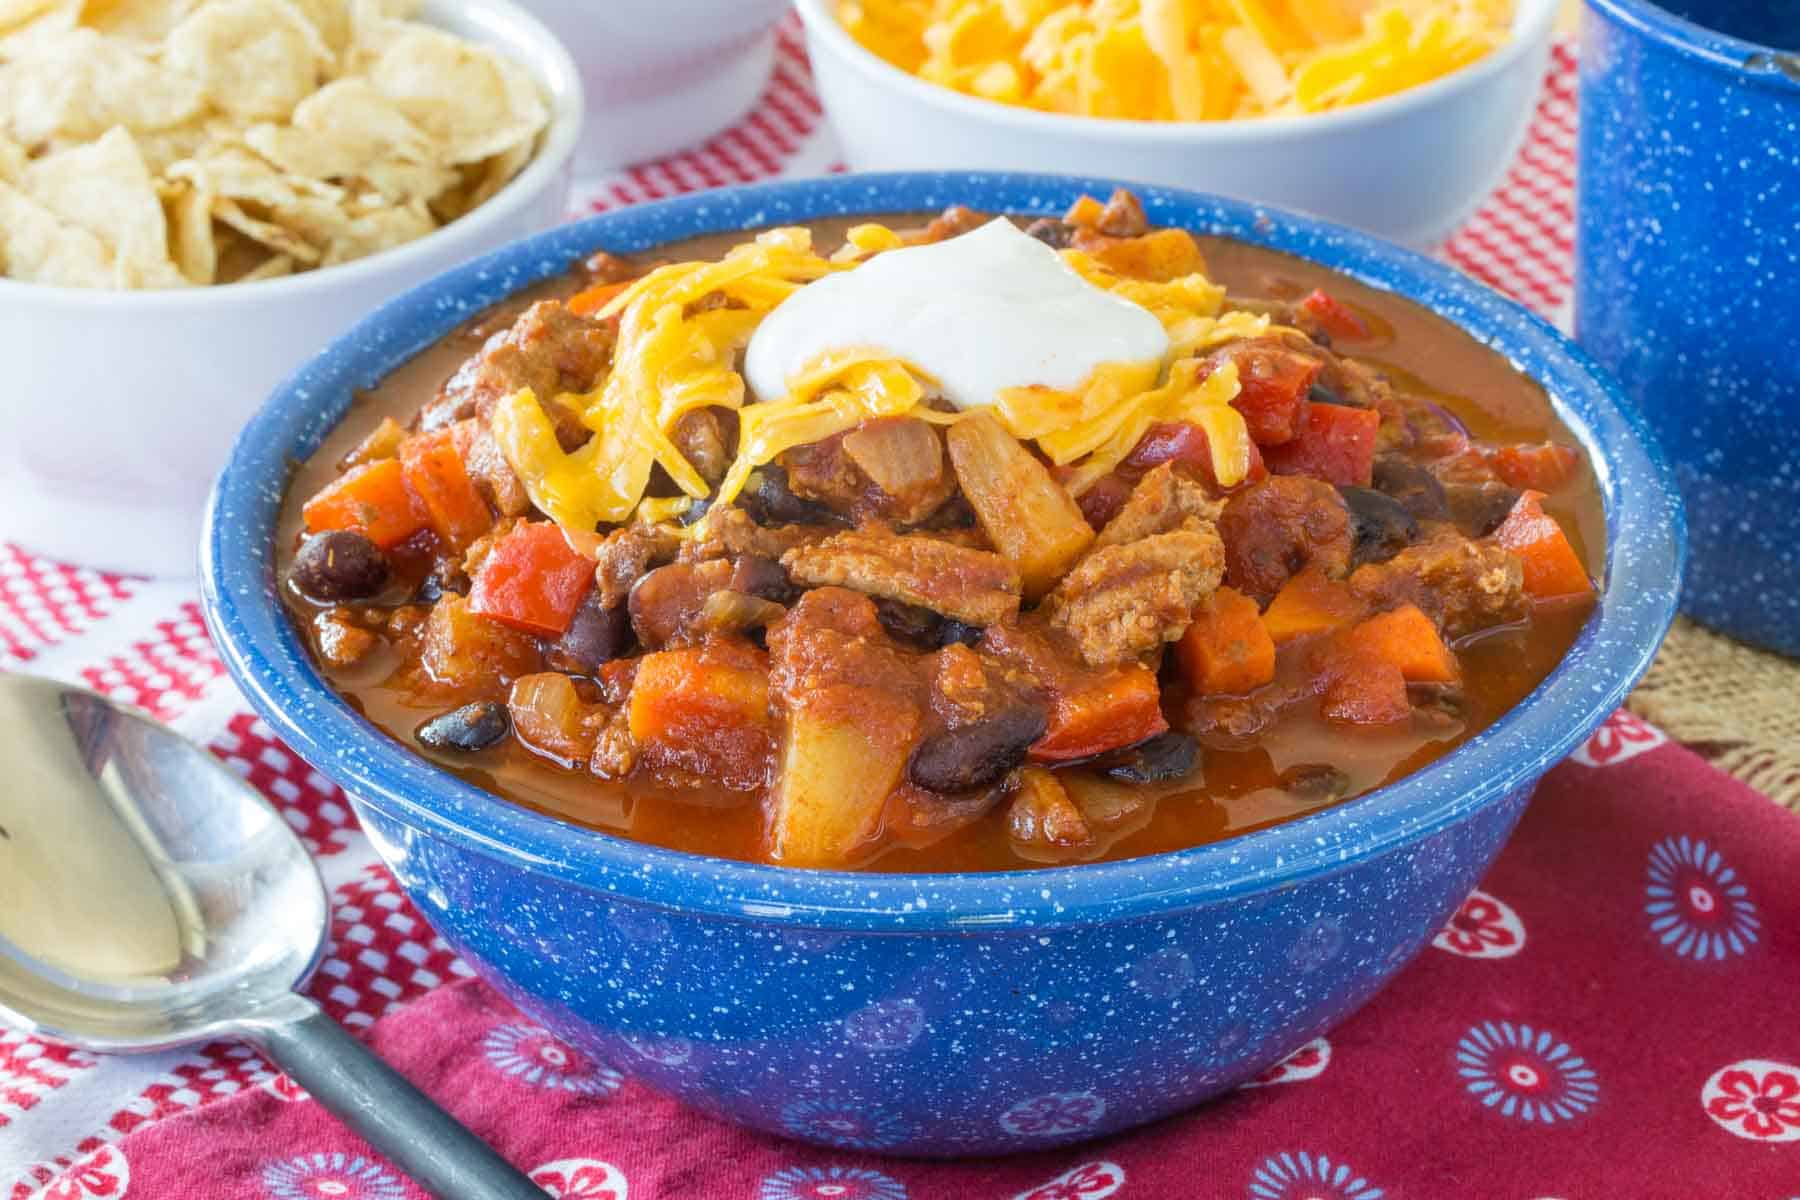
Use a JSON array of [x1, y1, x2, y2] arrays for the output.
[[0, 674, 542, 1200]]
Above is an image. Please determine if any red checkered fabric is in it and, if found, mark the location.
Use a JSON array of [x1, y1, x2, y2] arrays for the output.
[[0, 27, 1588, 1192]]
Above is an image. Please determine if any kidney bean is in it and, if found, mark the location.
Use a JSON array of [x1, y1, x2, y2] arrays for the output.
[[1098, 732, 1198, 783], [875, 597, 943, 647], [1279, 763, 1351, 803], [289, 531, 388, 602], [908, 705, 1049, 793], [1445, 482, 1522, 538], [546, 593, 631, 674], [1340, 485, 1421, 568], [730, 555, 795, 604], [416, 701, 510, 753]]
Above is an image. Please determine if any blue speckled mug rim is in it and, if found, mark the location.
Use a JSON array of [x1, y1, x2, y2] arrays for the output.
[[201, 171, 1684, 933], [1586, 0, 1800, 88]]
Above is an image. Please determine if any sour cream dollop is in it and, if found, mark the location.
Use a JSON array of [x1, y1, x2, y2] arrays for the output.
[[743, 218, 1170, 408]]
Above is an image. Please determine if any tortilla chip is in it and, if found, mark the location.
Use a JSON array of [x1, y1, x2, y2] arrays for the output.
[[359, 23, 548, 165], [162, 0, 332, 122], [0, 179, 115, 287], [165, 181, 216, 284], [0, 28, 204, 142], [235, 250, 295, 282], [80, 0, 197, 44], [213, 196, 323, 263], [242, 77, 433, 181], [318, 199, 433, 265], [24, 126, 183, 285]]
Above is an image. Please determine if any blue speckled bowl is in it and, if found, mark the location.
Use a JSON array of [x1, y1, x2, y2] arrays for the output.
[[1576, 0, 1800, 655], [202, 173, 1683, 1157]]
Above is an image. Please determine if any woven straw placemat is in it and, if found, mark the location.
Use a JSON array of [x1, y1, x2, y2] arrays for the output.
[[1630, 620, 1800, 811]]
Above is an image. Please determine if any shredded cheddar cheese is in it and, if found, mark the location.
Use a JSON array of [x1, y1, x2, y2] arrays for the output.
[[839, 0, 1514, 121], [490, 218, 1261, 537]]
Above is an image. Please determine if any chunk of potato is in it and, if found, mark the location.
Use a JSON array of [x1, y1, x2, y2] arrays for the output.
[[770, 685, 919, 868], [946, 412, 1094, 599]]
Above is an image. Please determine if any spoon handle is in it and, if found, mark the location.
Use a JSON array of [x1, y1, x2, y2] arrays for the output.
[[243, 997, 544, 1200]]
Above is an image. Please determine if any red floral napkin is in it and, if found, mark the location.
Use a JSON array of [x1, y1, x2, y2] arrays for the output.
[[25, 713, 1800, 1200]]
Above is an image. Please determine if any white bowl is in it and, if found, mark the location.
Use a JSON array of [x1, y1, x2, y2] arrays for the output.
[[796, 0, 1556, 249], [514, 0, 793, 173], [0, 0, 582, 579]]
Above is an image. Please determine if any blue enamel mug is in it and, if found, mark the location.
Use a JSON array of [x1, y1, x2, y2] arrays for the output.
[[1576, 0, 1800, 655]]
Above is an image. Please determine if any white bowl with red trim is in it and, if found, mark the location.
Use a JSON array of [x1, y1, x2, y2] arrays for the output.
[[795, 0, 1558, 249], [516, 0, 794, 173]]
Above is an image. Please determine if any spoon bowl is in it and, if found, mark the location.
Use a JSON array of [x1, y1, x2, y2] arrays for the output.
[[0, 673, 542, 1199]]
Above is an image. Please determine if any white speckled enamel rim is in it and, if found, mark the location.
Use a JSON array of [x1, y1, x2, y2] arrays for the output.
[[793, 0, 1562, 142], [201, 172, 1685, 932], [1587, 0, 1800, 86]]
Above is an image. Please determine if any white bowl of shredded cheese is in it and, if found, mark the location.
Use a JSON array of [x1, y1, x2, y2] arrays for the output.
[[797, 0, 1558, 249]]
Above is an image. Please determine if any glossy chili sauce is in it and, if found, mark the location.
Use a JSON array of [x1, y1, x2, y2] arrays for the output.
[[279, 216, 1603, 872]]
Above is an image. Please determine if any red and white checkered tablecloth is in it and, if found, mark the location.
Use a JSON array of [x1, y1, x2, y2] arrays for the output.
[[0, 27, 1586, 1197]]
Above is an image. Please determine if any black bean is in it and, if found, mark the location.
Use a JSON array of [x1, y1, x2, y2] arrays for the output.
[[936, 619, 984, 648], [290, 531, 388, 602], [1340, 485, 1421, 568], [678, 495, 714, 526], [1279, 763, 1351, 803], [1445, 482, 1522, 538], [911, 494, 977, 531], [875, 597, 944, 647], [908, 705, 1049, 793], [1409, 682, 1468, 730], [1097, 731, 1198, 783], [546, 593, 631, 674], [1023, 218, 1075, 249], [1370, 456, 1449, 523], [416, 701, 510, 753], [730, 555, 795, 604], [741, 466, 845, 527]]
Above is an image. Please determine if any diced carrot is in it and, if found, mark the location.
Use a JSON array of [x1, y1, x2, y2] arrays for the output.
[[400, 429, 492, 551], [566, 280, 631, 317], [1262, 403, 1381, 487], [1319, 658, 1411, 726], [1176, 586, 1276, 695], [1063, 195, 1106, 228], [1030, 663, 1168, 763], [1298, 288, 1370, 340], [1261, 567, 1367, 644], [628, 641, 774, 791], [1123, 420, 1269, 490], [469, 521, 596, 638], [1074, 471, 1135, 529], [1492, 490, 1594, 600], [1344, 604, 1458, 684], [301, 458, 426, 550], [1486, 442, 1581, 492], [1221, 344, 1321, 446]]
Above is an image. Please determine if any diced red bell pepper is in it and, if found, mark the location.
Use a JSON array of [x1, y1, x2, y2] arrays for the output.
[[1298, 288, 1370, 340], [1030, 664, 1168, 763], [1076, 472, 1134, 530], [301, 458, 427, 550], [1486, 442, 1581, 492], [469, 522, 597, 638], [1262, 403, 1381, 487], [1218, 343, 1321, 446], [399, 429, 492, 551], [1492, 490, 1594, 600], [1123, 421, 1269, 490]]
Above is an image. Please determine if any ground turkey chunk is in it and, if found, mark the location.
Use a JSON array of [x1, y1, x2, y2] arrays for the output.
[[1219, 475, 1352, 604], [593, 525, 679, 608], [1094, 463, 1224, 549], [1349, 525, 1527, 639], [781, 527, 1021, 626], [1048, 526, 1225, 667], [422, 301, 613, 447]]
